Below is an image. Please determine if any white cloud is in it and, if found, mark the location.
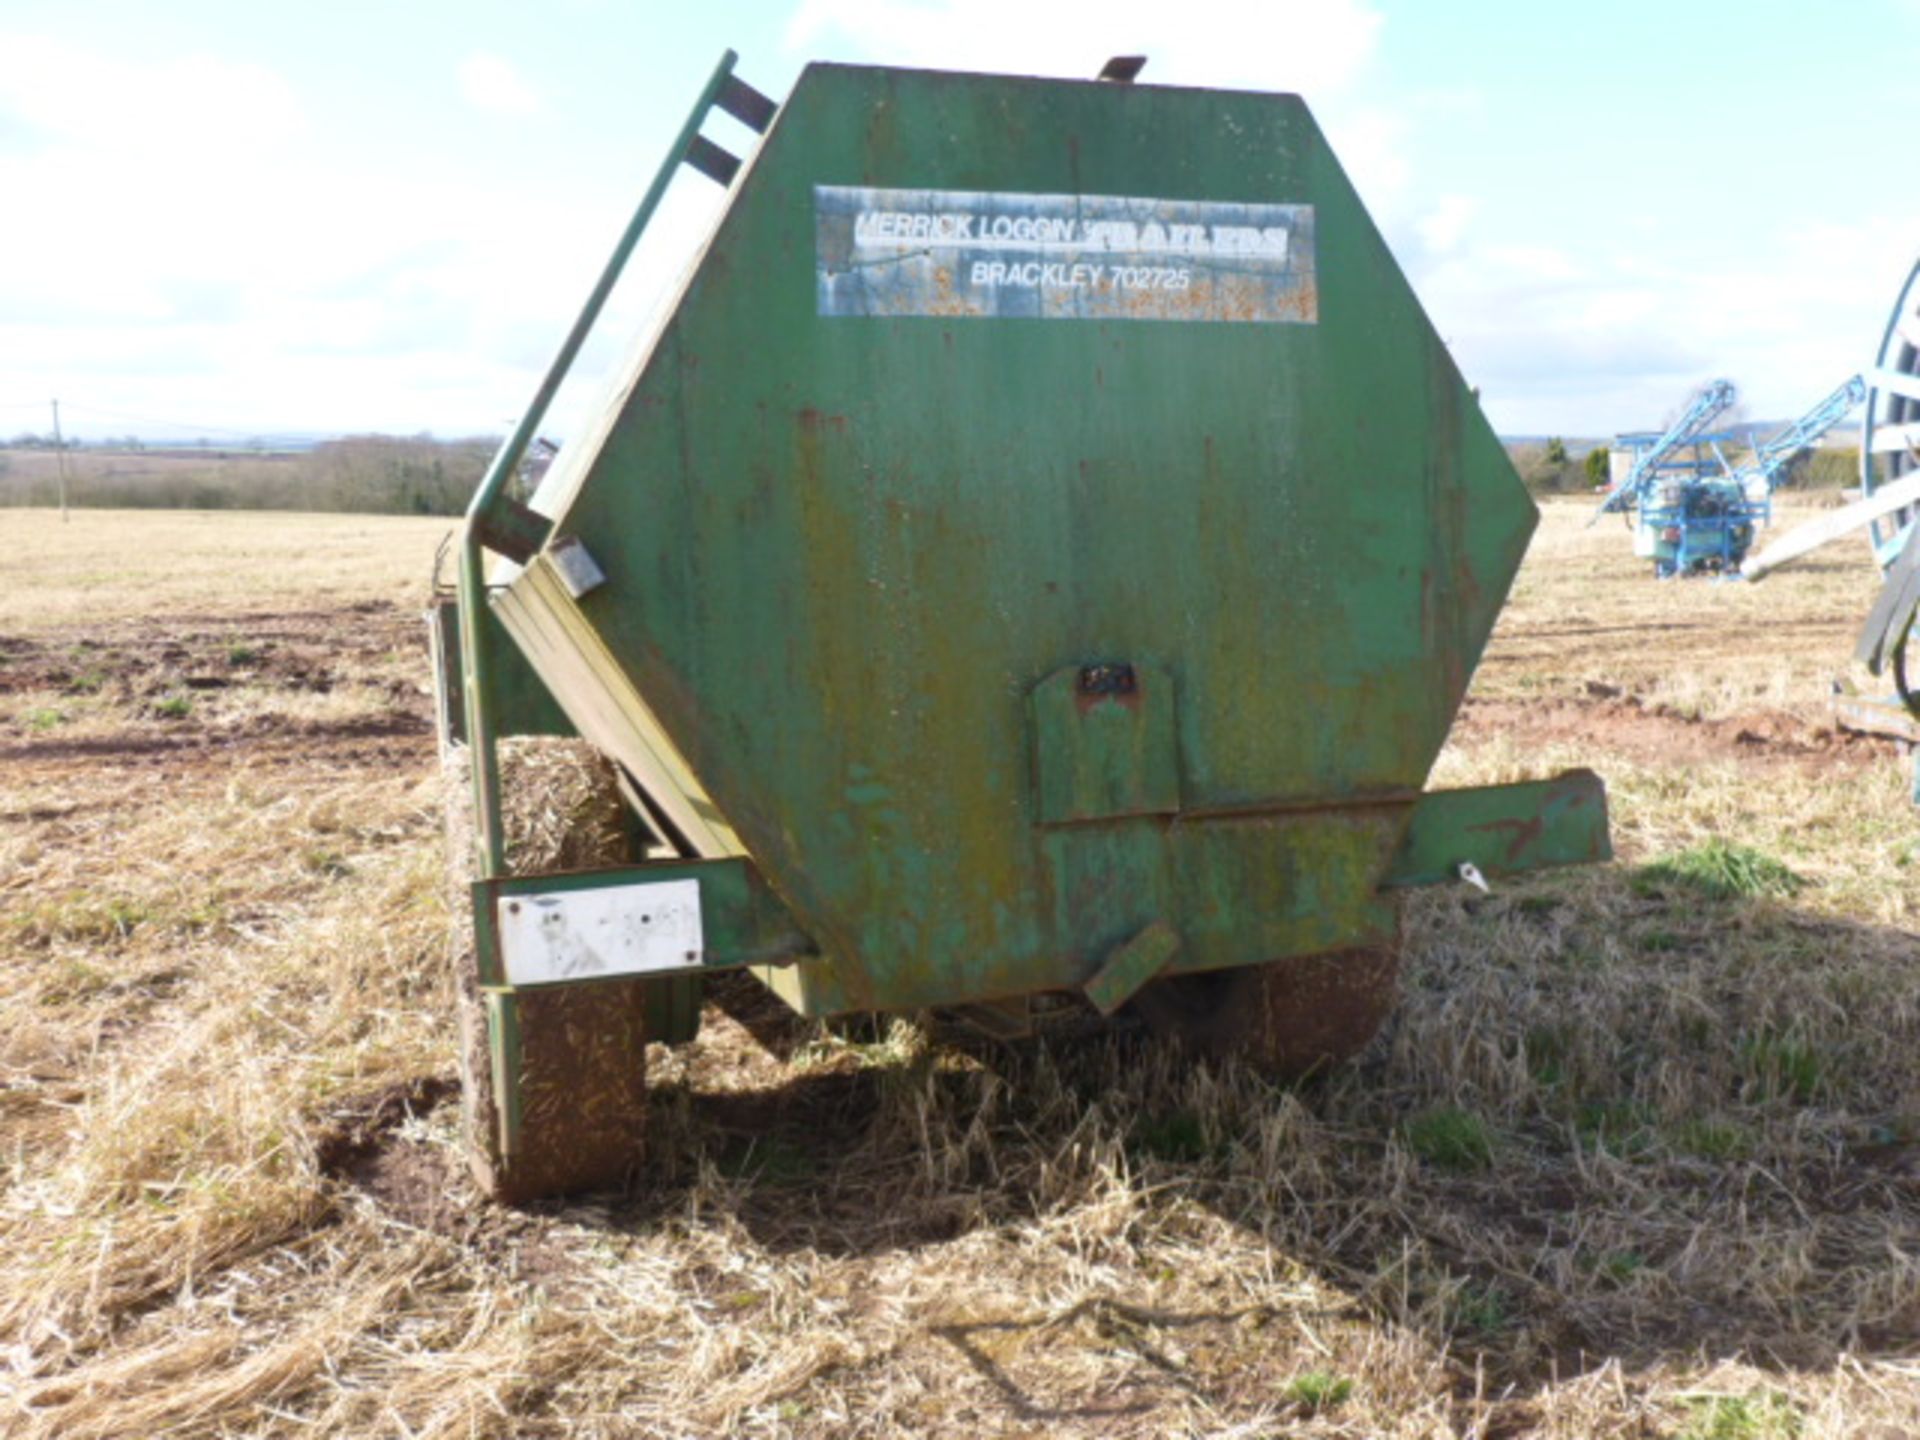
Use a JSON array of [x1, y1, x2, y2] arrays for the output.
[[0, 29, 719, 438], [0, 30, 703, 436], [1414, 194, 1475, 256], [784, 0, 1384, 94], [0, 34, 301, 160], [1410, 218, 1920, 437], [0, 34, 313, 337], [0, 30, 637, 432], [458, 53, 539, 116]]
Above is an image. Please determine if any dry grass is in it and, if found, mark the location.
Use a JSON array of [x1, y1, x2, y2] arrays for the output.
[[1482, 498, 1885, 722], [0, 504, 1916, 1437], [0, 505, 450, 633], [0, 438, 490, 519]]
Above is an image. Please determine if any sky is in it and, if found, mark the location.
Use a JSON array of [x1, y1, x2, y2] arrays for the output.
[[2, 0, 1917, 443]]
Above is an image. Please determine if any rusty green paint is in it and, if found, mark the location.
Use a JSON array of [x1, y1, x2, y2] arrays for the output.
[[491, 63, 1571, 1018], [458, 49, 749, 885], [1030, 662, 1178, 825], [1083, 919, 1180, 1017], [486, 989, 522, 1158], [1384, 770, 1611, 888], [429, 599, 573, 747]]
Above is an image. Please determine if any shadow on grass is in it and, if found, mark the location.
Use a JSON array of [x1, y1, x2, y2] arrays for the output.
[[433, 872, 1920, 1421]]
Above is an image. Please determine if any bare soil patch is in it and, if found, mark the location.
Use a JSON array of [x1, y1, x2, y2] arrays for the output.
[[1458, 690, 1889, 772], [0, 601, 434, 785]]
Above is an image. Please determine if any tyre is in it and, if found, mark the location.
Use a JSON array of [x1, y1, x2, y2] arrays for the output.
[[1128, 927, 1401, 1079], [443, 737, 656, 1202]]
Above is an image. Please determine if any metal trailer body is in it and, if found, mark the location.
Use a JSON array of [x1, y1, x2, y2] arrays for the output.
[[444, 54, 1612, 1199]]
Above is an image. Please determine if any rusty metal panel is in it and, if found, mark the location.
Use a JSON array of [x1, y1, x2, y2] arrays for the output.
[[1383, 769, 1611, 888], [1029, 661, 1178, 825], [1083, 919, 1180, 1016], [505, 63, 1543, 1015]]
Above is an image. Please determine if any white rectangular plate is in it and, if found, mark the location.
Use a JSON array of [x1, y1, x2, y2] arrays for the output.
[[497, 878, 703, 986]]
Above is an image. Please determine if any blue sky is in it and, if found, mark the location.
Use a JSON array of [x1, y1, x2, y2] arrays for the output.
[[2, 0, 1916, 442]]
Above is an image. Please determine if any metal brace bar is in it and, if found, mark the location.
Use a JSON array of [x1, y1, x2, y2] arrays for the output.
[[456, 49, 753, 881], [684, 133, 742, 186], [716, 74, 777, 132]]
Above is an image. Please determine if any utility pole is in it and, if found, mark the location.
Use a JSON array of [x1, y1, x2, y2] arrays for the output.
[[49, 399, 69, 522]]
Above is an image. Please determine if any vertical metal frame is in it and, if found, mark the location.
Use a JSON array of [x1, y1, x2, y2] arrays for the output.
[[456, 49, 750, 882]]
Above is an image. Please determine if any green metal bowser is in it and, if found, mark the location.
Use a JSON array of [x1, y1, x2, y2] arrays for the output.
[[438, 52, 1610, 1200]]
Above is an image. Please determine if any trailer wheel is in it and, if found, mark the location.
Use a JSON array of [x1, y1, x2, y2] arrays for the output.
[[1129, 936, 1400, 1079], [443, 738, 655, 1203]]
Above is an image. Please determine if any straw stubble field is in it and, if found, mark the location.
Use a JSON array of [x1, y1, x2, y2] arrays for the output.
[[0, 502, 1915, 1437]]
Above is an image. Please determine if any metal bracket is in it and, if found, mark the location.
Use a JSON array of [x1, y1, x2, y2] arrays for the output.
[[684, 134, 742, 186], [548, 535, 607, 599], [1383, 769, 1610, 889], [497, 876, 704, 984], [473, 495, 554, 565], [716, 74, 778, 131], [1029, 660, 1178, 826], [1082, 919, 1181, 1017], [475, 856, 814, 989]]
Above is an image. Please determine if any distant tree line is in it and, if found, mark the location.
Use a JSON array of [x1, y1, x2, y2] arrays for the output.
[[1779, 447, 1860, 490], [1509, 437, 1590, 494], [1506, 437, 1864, 497], [0, 435, 502, 515], [6, 433, 239, 453]]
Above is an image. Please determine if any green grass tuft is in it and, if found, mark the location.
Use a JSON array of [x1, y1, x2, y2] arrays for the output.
[[1282, 1370, 1353, 1412], [1580, 1248, 1646, 1285], [1452, 1280, 1511, 1335], [1573, 1099, 1655, 1156], [1667, 1117, 1754, 1161], [718, 1134, 817, 1186], [1675, 1391, 1804, 1439], [1739, 1029, 1825, 1104], [1632, 840, 1803, 902], [1403, 1106, 1495, 1171], [301, 848, 353, 880], [1129, 1108, 1211, 1164]]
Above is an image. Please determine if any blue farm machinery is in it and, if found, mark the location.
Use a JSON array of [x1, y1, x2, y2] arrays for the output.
[[1598, 375, 1867, 577]]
